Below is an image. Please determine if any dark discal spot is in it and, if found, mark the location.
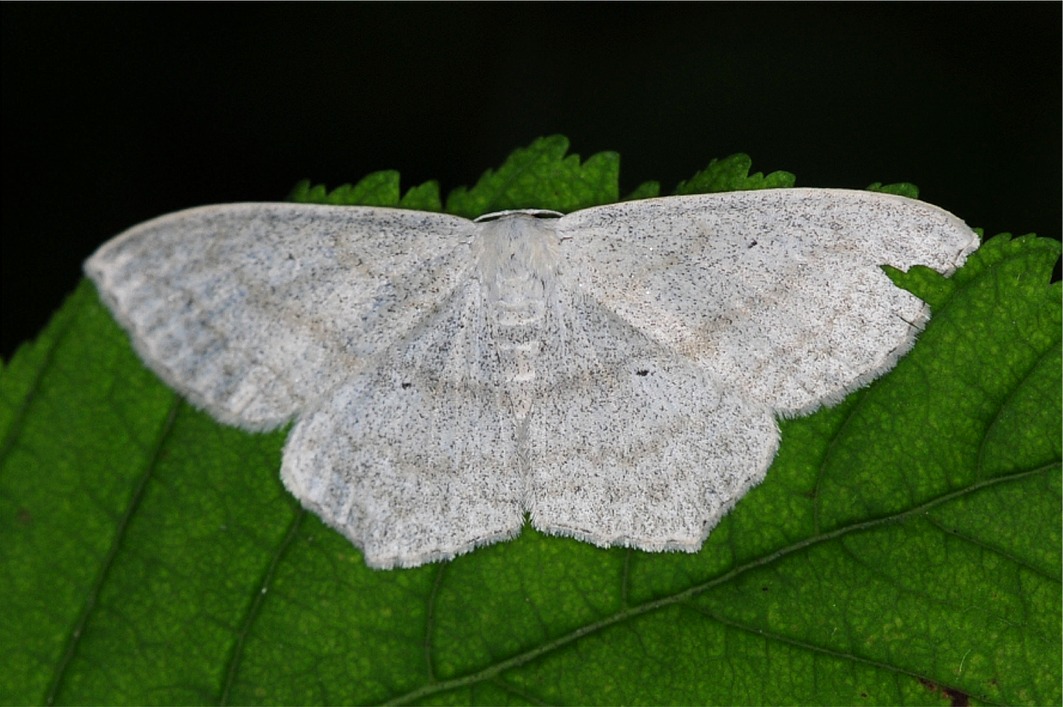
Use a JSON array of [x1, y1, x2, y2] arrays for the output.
[[400, 382, 412, 389], [747, 240, 758, 248], [635, 369, 650, 377]]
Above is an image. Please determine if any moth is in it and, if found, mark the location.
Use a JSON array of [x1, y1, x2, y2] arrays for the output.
[[86, 189, 979, 568]]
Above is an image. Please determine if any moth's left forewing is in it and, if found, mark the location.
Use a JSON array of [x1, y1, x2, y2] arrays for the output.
[[808, 190, 980, 274], [557, 190, 979, 416]]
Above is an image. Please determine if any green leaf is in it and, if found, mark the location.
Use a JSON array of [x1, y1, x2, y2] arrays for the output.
[[289, 171, 443, 211], [2, 137, 1059, 705], [623, 179, 662, 201], [674, 153, 795, 194], [867, 181, 920, 199], [444, 135, 620, 217]]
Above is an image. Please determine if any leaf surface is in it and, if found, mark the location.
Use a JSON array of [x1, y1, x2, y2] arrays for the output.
[[2, 136, 1059, 705]]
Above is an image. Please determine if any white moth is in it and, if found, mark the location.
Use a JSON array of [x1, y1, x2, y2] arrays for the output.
[[85, 189, 979, 569]]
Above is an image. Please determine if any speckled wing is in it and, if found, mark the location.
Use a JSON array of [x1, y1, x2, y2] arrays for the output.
[[525, 291, 780, 552], [557, 189, 979, 416], [85, 203, 477, 430], [279, 275, 527, 569]]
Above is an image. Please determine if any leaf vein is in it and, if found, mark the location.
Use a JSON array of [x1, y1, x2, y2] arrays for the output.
[[44, 397, 182, 705], [218, 506, 306, 704], [385, 464, 1047, 705]]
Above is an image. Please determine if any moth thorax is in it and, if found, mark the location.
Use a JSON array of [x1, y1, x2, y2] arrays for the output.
[[475, 213, 561, 329]]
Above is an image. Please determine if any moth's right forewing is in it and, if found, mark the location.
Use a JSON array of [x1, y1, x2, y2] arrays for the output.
[[85, 203, 478, 430]]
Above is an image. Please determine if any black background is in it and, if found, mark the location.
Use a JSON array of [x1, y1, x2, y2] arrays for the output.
[[2, 4, 1059, 361]]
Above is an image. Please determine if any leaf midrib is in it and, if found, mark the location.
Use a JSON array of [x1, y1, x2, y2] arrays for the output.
[[384, 463, 1051, 705]]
